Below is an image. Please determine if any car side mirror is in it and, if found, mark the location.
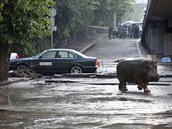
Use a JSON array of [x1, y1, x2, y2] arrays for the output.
[[39, 56, 43, 59]]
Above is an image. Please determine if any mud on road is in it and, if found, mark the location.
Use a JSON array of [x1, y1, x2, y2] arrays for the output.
[[0, 64, 172, 129]]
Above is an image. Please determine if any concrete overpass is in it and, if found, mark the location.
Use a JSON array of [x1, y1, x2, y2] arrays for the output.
[[141, 0, 172, 58]]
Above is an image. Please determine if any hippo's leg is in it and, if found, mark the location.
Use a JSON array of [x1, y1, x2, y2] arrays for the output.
[[119, 81, 128, 92], [137, 80, 144, 90], [143, 83, 151, 93]]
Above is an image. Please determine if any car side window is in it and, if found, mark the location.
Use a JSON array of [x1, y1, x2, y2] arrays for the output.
[[69, 52, 75, 58], [41, 51, 56, 59], [58, 51, 75, 58]]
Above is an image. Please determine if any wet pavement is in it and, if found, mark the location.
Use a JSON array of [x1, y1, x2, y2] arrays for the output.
[[0, 34, 172, 129], [0, 74, 172, 129]]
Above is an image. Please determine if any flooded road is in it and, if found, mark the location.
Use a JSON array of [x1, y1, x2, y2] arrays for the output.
[[1, 35, 172, 129], [0, 63, 172, 129]]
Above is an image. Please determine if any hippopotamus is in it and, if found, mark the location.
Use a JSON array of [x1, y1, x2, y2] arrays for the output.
[[117, 59, 159, 93]]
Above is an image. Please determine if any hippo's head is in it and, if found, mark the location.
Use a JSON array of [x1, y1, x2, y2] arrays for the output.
[[142, 60, 159, 82]]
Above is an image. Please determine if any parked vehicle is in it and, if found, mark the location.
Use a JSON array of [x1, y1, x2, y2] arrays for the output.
[[9, 49, 100, 76], [10, 53, 19, 60]]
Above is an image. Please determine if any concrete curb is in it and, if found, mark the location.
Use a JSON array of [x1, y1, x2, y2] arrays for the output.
[[79, 42, 95, 53], [135, 39, 150, 58]]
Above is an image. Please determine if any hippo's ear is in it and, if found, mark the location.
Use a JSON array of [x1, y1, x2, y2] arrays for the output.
[[141, 60, 150, 68], [145, 60, 156, 69]]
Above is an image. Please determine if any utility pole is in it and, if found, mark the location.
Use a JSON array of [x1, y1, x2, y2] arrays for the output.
[[114, 13, 116, 28], [49, 8, 57, 48]]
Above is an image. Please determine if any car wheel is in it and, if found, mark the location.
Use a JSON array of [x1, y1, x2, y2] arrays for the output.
[[14, 65, 28, 77], [70, 66, 83, 73]]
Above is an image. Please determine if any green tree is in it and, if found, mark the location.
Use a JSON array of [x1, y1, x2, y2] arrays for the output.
[[92, 0, 134, 26], [123, 3, 147, 22], [54, 0, 97, 41], [54, 0, 134, 42], [0, 0, 54, 82]]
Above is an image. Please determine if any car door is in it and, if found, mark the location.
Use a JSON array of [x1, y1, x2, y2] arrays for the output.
[[53, 50, 76, 73], [34, 51, 56, 74]]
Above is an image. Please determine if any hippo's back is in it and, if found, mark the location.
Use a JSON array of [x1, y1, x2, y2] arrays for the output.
[[117, 60, 145, 82]]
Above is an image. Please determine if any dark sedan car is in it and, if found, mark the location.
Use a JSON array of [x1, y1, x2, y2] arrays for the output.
[[9, 49, 100, 76]]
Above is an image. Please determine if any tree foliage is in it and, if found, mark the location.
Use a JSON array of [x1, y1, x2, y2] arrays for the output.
[[123, 3, 147, 22], [0, 0, 54, 81], [92, 0, 134, 26], [0, 0, 54, 46], [55, 0, 134, 41], [55, 0, 98, 39]]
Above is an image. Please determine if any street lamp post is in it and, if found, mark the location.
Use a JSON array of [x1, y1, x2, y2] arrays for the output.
[[51, 30, 53, 49], [49, 8, 57, 48], [114, 13, 116, 28]]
